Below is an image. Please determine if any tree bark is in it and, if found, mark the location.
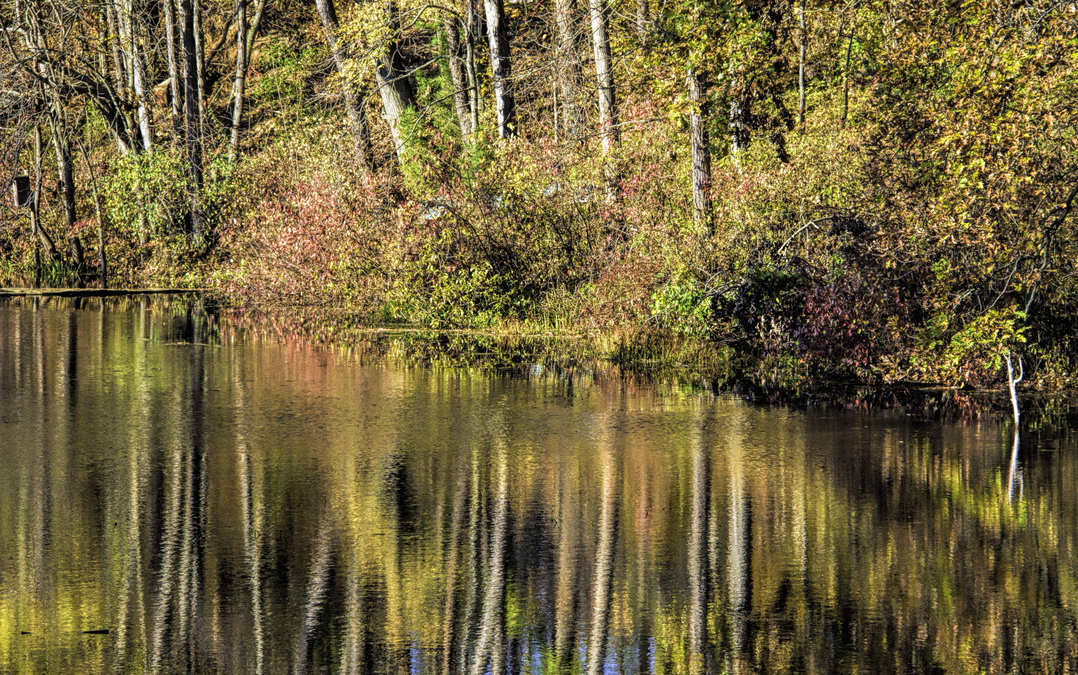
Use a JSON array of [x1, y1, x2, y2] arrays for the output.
[[194, 0, 206, 126], [315, 0, 374, 171], [376, 0, 417, 164], [48, 103, 76, 236], [841, 24, 854, 128], [228, 0, 248, 162], [30, 123, 60, 276], [444, 16, 472, 138], [163, 0, 184, 141], [798, 0, 805, 127], [588, 0, 617, 152], [181, 0, 204, 242], [554, 0, 583, 140], [465, 0, 480, 134], [688, 68, 711, 228], [131, 31, 153, 152], [484, 0, 516, 138], [48, 101, 84, 280], [75, 139, 108, 288]]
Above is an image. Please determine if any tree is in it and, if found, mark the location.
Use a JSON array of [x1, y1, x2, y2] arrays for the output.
[[484, 0, 515, 138], [588, 0, 617, 152], [180, 0, 204, 242], [554, 0, 584, 140], [374, 1, 418, 164], [443, 15, 473, 138], [314, 0, 375, 171], [229, 0, 249, 162]]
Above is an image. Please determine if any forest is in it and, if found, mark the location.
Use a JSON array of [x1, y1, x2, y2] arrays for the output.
[[1, 0, 1076, 389]]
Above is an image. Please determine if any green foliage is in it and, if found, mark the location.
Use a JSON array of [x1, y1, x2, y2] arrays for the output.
[[943, 309, 1028, 385], [102, 149, 189, 238], [247, 41, 322, 108], [650, 269, 712, 338]]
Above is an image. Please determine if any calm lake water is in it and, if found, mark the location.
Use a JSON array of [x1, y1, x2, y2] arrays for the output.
[[1, 296, 1076, 674]]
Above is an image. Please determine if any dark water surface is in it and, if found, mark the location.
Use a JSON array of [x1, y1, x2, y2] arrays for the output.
[[1, 297, 1077, 674]]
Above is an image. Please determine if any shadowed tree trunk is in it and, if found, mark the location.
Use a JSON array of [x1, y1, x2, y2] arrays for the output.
[[798, 0, 805, 126], [163, 0, 183, 140], [444, 16, 473, 138], [48, 102, 84, 283], [554, 0, 583, 140], [688, 67, 711, 228], [314, 0, 375, 171], [180, 0, 204, 243], [228, 0, 248, 162], [193, 0, 206, 125], [29, 124, 60, 281], [376, 0, 417, 165], [465, 0, 480, 134]]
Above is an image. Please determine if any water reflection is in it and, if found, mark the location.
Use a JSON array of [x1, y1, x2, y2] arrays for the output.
[[1, 297, 1077, 673]]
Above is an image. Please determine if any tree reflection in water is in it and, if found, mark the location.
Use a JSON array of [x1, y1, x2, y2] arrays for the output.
[[1, 297, 1077, 674]]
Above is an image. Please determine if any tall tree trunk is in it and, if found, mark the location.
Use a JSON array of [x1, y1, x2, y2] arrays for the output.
[[484, 0, 516, 138], [798, 0, 805, 127], [75, 139, 108, 287], [228, 0, 248, 162], [636, 0, 648, 37], [181, 0, 204, 242], [194, 0, 206, 127], [554, 0, 583, 140], [132, 35, 153, 152], [29, 124, 49, 286], [444, 16, 472, 138], [376, 0, 417, 165], [105, 0, 126, 96], [48, 103, 84, 282], [164, 0, 184, 141], [48, 104, 76, 236], [465, 0, 480, 134], [729, 92, 750, 167], [588, 0, 617, 153], [104, 0, 138, 154], [688, 68, 711, 228], [315, 0, 375, 171]]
